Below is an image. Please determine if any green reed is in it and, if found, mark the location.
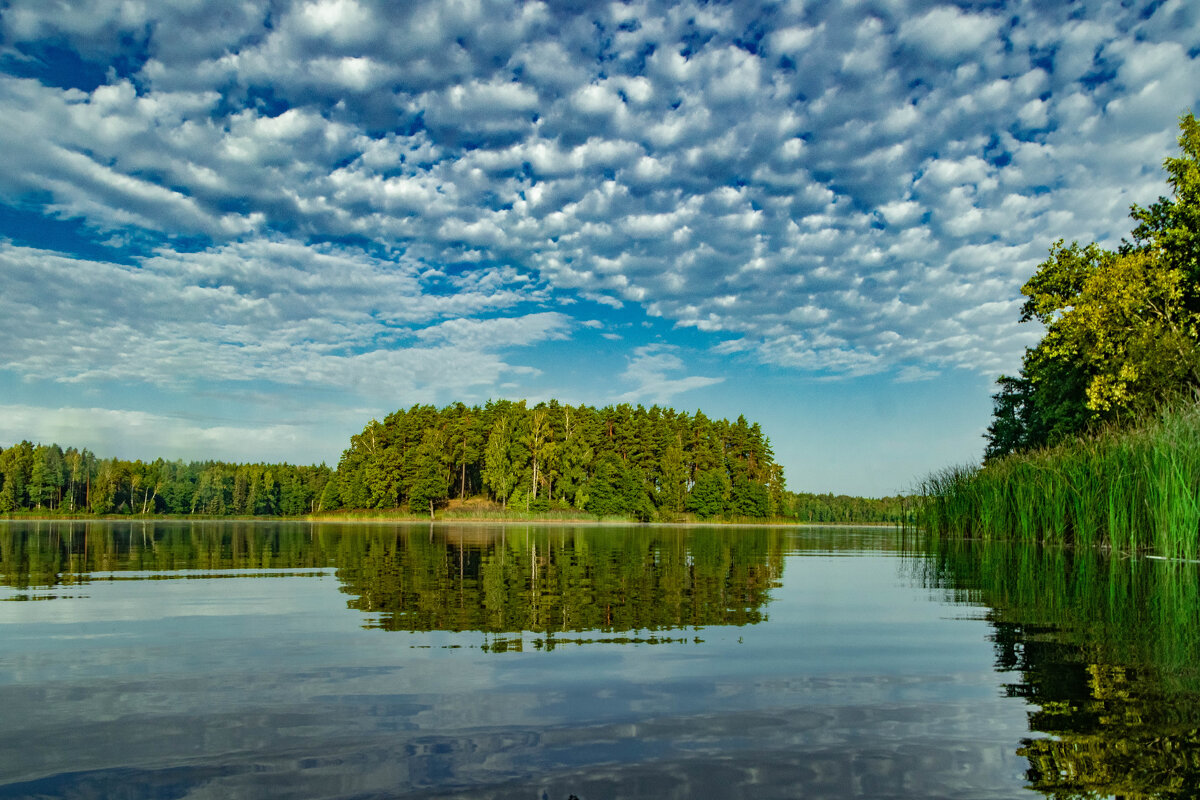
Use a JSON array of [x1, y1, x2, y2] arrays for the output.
[[918, 402, 1200, 558]]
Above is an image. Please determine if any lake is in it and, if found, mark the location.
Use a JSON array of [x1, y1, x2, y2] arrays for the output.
[[1, 521, 1197, 799]]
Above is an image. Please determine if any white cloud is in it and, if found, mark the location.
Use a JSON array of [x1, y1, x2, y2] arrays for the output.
[[615, 345, 724, 404], [0, 0, 1196, 394], [414, 313, 572, 349], [895, 365, 940, 383], [0, 240, 561, 401], [899, 6, 1004, 61], [0, 404, 334, 465]]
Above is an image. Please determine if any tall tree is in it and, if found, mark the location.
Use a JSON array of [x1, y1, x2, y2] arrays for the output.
[[0, 441, 33, 511], [557, 405, 594, 509], [409, 433, 448, 518], [483, 414, 519, 510], [28, 444, 64, 510], [525, 406, 555, 507]]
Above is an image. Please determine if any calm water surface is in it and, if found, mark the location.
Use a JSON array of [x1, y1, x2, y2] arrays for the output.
[[1, 521, 1197, 799]]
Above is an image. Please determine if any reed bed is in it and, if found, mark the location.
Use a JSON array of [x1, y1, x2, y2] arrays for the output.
[[918, 402, 1200, 558]]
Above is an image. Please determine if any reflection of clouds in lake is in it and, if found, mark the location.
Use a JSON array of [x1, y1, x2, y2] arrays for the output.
[[0, 677, 1026, 799]]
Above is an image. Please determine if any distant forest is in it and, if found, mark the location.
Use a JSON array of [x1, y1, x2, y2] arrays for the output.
[[0, 400, 903, 522]]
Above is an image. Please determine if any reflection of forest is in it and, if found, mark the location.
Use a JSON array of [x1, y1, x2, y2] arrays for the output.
[[917, 538, 1200, 799], [0, 521, 784, 641], [336, 525, 783, 637], [0, 520, 339, 588]]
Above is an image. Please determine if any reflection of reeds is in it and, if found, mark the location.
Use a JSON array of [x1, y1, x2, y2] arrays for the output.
[[912, 535, 1200, 798], [913, 535, 1200, 687], [917, 402, 1200, 558]]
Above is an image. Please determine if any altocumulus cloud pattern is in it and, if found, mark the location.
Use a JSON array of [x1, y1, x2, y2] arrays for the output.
[[0, 0, 1198, 474]]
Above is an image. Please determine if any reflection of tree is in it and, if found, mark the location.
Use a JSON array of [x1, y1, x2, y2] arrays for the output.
[[335, 526, 783, 639], [916, 537, 1200, 799], [1, 522, 784, 646], [0, 521, 336, 589]]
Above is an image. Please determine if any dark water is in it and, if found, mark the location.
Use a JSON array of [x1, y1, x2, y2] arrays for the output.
[[0, 521, 1197, 799]]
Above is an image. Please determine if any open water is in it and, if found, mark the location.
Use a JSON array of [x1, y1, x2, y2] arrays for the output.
[[1, 520, 1197, 799]]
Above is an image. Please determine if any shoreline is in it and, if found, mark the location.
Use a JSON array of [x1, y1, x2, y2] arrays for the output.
[[0, 514, 902, 530]]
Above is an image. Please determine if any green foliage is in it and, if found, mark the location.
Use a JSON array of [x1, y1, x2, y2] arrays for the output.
[[1128, 112, 1200, 307], [0, 446, 333, 519], [0, 441, 33, 511], [780, 490, 906, 523], [557, 411, 594, 509], [408, 433, 449, 516], [336, 400, 783, 521], [0, 400, 785, 522], [921, 401, 1200, 558], [988, 114, 1200, 459], [729, 465, 768, 517], [584, 452, 627, 517], [686, 469, 728, 518], [483, 410, 520, 510]]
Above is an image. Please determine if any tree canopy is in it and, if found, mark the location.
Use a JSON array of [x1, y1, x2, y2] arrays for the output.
[[986, 114, 1200, 460], [330, 399, 785, 520], [0, 441, 332, 516]]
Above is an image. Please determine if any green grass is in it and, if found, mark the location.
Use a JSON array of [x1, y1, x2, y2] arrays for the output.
[[918, 401, 1200, 558]]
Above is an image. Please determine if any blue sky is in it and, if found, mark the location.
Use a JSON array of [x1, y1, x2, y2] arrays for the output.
[[1, 0, 1198, 496]]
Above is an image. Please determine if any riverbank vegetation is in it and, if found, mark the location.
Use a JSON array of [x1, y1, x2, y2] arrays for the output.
[[983, 114, 1200, 459], [920, 114, 1200, 553], [921, 401, 1200, 557]]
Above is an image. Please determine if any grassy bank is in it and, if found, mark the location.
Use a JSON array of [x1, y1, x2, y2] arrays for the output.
[[918, 401, 1200, 558]]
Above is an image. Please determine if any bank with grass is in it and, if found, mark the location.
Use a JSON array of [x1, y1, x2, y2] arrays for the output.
[[919, 402, 1200, 558]]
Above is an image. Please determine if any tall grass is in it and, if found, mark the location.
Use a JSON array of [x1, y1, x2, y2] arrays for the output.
[[918, 401, 1200, 558]]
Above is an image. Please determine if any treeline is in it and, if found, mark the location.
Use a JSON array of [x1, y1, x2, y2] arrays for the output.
[[781, 492, 906, 523], [328, 400, 785, 520], [0, 441, 332, 516], [1, 401, 905, 522]]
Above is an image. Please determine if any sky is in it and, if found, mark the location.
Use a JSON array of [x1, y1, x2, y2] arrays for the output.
[[1, 0, 1198, 497]]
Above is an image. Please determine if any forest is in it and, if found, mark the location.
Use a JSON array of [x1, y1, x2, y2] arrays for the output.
[[0, 441, 332, 517], [0, 400, 902, 522]]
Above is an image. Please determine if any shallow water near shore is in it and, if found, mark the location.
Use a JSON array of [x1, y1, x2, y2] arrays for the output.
[[1, 520, 1197, 799]]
